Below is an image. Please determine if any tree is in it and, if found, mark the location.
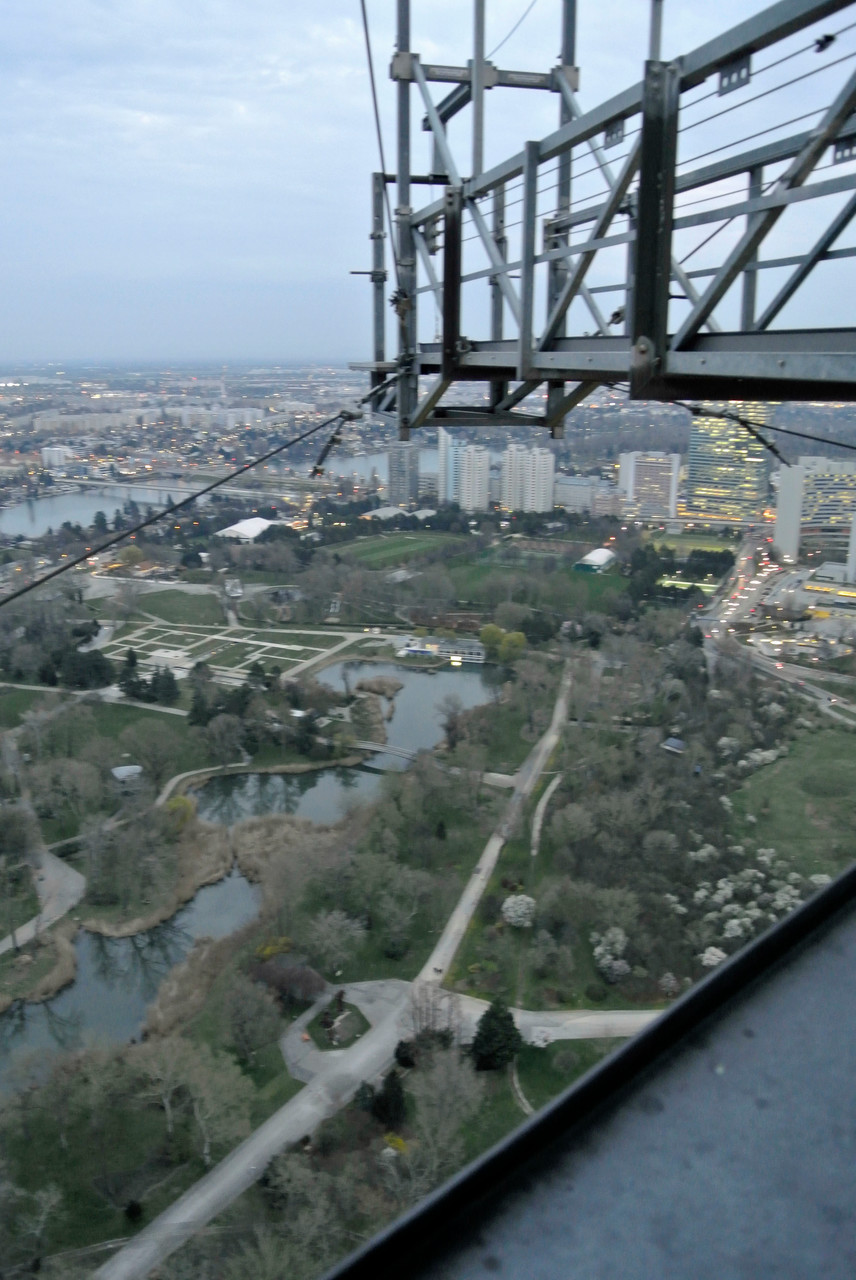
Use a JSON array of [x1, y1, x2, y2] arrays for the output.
[[479, 623, 504, 660], [371, 1069, 406, 1129], [471, 998, 523, 1070], [306, 909, 365, 976], [150, 666, 180, 706], [498, 630, 526, 664], [132, 1035, 196, 1137], [188, 682, 210, 726], [438, 693, 465, 750], [92, 510, 108, 535], [119, 719, 183, 789], [226, 973, 281, 1063], [206, 713, 245, 765], [185, 1044, 254, 1167], [407, 1049, 484, 1191]]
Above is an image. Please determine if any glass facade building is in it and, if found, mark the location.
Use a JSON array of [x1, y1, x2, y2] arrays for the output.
[[683, 403, 770, 522]]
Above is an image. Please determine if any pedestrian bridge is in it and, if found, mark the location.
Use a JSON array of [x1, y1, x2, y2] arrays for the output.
[[353, 740, 418, 761]]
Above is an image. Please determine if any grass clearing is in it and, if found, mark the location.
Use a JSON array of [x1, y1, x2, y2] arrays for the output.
[[642, 530, 741, 554], [0, 933, 57, 1000], [730, 727, 856, 878], [139, 590, 225, 626], [334, 532, 468, 569], [516, 1039, 622, 1111], [0, 685, 62, 727]]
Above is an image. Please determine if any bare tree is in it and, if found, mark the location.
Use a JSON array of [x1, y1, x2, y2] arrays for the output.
[[406, 1049, 484, 1194], [407, 982, 462, 1043], [205, 713, 245, 766], [132, 1035, 197, 1137], [185, 1044, 254, 1167], [306, 910, 365, 976]]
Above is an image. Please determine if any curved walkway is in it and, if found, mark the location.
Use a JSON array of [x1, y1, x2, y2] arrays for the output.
[[417, 660, 573, 985], [93, 973, 659, 1280]]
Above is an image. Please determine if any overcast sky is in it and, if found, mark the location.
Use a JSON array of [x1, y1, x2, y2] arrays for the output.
[[0, 0, 846, 364]]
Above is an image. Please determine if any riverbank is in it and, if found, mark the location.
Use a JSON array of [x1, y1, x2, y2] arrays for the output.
[[0, 919, 79, 1012]]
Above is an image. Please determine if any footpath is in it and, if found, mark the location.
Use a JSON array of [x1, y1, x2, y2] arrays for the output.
[[94, 662, 660, 1280]]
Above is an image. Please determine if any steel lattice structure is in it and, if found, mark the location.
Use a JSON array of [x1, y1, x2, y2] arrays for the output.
[[356, 0, 856, 437]]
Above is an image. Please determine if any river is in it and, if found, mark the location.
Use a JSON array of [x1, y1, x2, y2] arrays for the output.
[[0, 482, 203, 539]]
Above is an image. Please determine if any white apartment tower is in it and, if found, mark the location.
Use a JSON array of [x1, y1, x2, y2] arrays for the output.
[[501, 443, 529, 510], [437, 426, 465, 505], [459, 446, 490, 512], [501, 444, 555, 512]]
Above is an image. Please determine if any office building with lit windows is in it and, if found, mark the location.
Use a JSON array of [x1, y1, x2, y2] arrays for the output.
[[774, 456, 856, 560], [618, 451, 680, 519], [683, 403, 770, 522]]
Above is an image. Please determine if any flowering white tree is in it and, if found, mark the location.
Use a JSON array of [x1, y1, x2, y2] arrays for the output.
[[699, 946, 727, 968], [501, 894, 536, 929], [591, 927, 631, 983]]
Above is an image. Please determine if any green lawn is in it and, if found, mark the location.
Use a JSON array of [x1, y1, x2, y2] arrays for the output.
[[140, 590, 226, 625], [730, 728, 856, 878], [448, 550, 623, 613], [516, 1039, 621, 1111], [0, 685, 62, 727], [334, 532, 468, 569]]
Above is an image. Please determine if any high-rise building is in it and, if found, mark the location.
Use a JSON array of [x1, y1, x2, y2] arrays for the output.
[[387, 441, 419, 507], [459, 445, 490, 512], [774, 456, 856, 560], [684, 403, 770, 522], [437, 426, 465, 505], [501, 444, 555, 512], [501, 443, 529, 511], [618, 451, 680, 519]]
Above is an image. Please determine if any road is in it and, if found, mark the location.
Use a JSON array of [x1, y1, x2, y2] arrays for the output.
[[530, 772, 563, 858]]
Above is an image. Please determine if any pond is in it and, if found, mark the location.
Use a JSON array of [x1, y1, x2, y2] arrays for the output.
[[318, 660, 497, 755], [0, 868, 261, 1087], [194, 762, 389, 826], [193, 660, 498, 823]]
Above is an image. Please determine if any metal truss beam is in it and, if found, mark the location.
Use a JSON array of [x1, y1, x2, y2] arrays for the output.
[[754, 190, 856, 329], [671, 66, 856, 350], [359, 0, 856, 436]]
